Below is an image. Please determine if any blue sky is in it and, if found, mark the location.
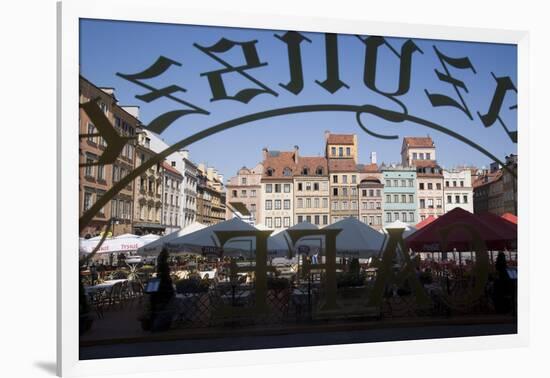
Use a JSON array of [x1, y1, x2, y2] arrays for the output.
[[80, 19, 517, 180]]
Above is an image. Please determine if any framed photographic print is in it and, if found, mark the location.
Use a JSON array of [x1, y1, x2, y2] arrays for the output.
[[58, 1, 529, 376]]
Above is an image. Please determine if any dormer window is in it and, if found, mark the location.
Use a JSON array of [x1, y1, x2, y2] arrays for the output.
[[283, 167, 292, 176], [302, 166, 309, 175], [316, 166, 324, 175], [266, 168, 274, 177]]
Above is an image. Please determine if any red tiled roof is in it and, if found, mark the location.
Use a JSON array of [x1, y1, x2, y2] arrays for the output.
[[403, 137, 434, 148], [472, 171, 502, 188], [363, 175, 379, 181], [327, 134, 355, 145], [328, 159, 358, 172], [361, 163, 379, 173], [262, 151, 296, 179], [412, 159, 439, 168], [162, 161, 183, 177], [295, 156, 328, 176], [413, 160, 443, 177]]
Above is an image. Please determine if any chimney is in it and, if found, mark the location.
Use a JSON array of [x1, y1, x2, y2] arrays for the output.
[[207, 167, 215, 180], [293, 145, 299, 164], [370, 152, 377, 164], [122, 105, 140, 120], [324, 130, 330, 142], [262, 147, 268, 160], [100, 87, 115, 96]]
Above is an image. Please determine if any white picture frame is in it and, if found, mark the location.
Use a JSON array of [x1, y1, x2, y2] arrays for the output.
[[57, 1, 529, 376]]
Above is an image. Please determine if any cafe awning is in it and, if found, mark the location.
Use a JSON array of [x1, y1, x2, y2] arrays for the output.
[[79, 236, 146, 254]]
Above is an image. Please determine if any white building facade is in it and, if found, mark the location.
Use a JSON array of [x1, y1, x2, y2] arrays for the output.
[[443, 169, 474, 213], [261, 149, 296, 230], [144, 130, 198, 228]]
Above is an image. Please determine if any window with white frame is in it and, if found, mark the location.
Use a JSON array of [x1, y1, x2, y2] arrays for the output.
[[83, 191, 93, 211]]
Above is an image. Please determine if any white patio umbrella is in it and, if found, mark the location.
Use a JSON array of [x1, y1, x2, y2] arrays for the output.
[[79, 238, 87, 257], [269, 222, 322, 258], [383, 220, 417, 238], [139, 234, 161, 242], [381, 220, 417, 262], [136, 222, 206, 256], [115, 233, 140, 239], [324, 217, 386, 258], [265, 230, 290, 258], [163, 218, 260, 257], [254, 223, 270, 230]]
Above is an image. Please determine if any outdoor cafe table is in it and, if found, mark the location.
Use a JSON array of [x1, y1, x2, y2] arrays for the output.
[[85, 279, 127, 295]]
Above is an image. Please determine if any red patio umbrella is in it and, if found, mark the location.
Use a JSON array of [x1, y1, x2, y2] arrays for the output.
[[406, 208, 516, 252], [501, 212, 518, 225], [416, 215, 436, 229], [478, 212, 518, 236]]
